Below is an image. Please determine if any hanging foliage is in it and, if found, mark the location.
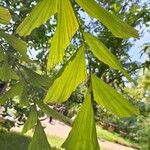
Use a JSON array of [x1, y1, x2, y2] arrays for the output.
[[0, 1, 141, 149]]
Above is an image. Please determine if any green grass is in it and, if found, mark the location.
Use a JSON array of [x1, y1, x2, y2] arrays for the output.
[[0, 131, 31, 150], [0, 130, 64, 150], [0, 126, 140, 150], [48, 135, 64, 149], [96, 126, 139, 148]]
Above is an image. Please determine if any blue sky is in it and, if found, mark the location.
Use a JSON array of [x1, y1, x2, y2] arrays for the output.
[[129, 27, 150, 63], [128, 0, 150, 62]]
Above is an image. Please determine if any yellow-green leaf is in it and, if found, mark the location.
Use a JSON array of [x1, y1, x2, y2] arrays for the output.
[[62, 91, 100, 150], [16, 0, 58, 36], [0, 6, 11, 24], [84, 32, 134, 82], [45, 45, 87, 103], [22, 106, 38, 134], [76, 0, 138, 38], [28, 121, 51, 150], [0, 31, 29, 62], [47, 0, 79, 71], [92, 74, 139, 117]]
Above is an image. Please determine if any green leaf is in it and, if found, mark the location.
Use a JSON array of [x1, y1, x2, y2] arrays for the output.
[[0, 61, 19, 81], [12, 82, 29, 107], [76, 0, 138, 38], [36, 100, 72, 126], [19, 83, 29, 107], [84, 32, 134, 82], [91, 74, 139, 117], [22, 106, 38, 134], [0, 31, 29, 62], [16, 0, 58, 36], [0, 82, 23, 105], [28, 121, 51, 150], [62, 91, 100, 150], [0, 48, 6, 62], [45, 45, 87, 103], [0, 6, 11, 24], [22, 66, 51, 88], [47, 0, 79, 71]]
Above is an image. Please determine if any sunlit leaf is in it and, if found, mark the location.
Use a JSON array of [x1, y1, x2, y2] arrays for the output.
[[45, 45, 87, 103], [47, 0, 79, 71], [62, 91, 100, 150], [28, 121, 51, 150], [92, 74, 139, 117], [16, 0, 58, 36], [84, 32, 134, 82], [36, 100, 72, 126], [0, 82, 23, 105], [0, 6, 11, 24], [76, 0, 138, 38], [0, 31, 29, 62], [22, 106, 38, 134]]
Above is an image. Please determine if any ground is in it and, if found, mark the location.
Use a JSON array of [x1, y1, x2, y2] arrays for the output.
[[42, 119, 138, 150], [6, 119, 139, 150]]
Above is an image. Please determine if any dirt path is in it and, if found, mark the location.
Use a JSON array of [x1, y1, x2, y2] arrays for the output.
[[41, 119, 137, 150], [98, 141, 137, 150]]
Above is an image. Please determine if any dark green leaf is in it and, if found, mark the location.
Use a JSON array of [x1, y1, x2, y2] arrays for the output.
[[0, 31, 29, 62], [36, 100, 72, 126], [22, 106, 38, 134], [0, 61, 19, 81], [0, 48, 5, 62], [0, 82, 23, 105], [22, 66, 51, 88]]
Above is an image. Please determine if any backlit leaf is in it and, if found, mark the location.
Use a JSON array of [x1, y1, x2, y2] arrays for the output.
[[0, 31, 29, 62], [16, 0, 58, 36], [76, 0, 138, 38], [62, 91, 100, 150], [45, 45, 87, 103], [84, 32, 133, 82], [47, 0, 79, 71], [0, 6, 11, 24], [92, 74, 139, 117], [22, 106, 38, 134], [28, 121, 51, 150], [36, 100, 72, 126]]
